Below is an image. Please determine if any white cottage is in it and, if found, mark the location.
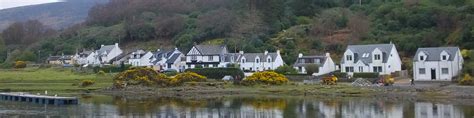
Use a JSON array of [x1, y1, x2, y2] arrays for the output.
[[128, 49, 153, 67], [236, 50, 284, 72], [75, 50, 96, 65], [341, 44, 402, 76], [293, 53, 337, 76], [413, 47, 463, 81], [185, 45, 229, 69], [151, 48, 185, 72], [95, 43, 123, 65]]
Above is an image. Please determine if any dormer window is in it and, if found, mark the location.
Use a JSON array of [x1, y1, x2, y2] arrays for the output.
[[267, 58, 272, 62], [256, 58, 260, 63], [241, 58, 246, 63], [374, 54, 381, 60], [419, 56, 424, 61], [346, 55, 353, 61], [442, 55, 447, 60]]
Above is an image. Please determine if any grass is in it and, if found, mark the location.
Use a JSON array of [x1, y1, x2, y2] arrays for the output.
[[0, 67, 114, 95]]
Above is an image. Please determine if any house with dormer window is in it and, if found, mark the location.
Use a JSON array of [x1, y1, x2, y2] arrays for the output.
[[340, 44, 402, 76], [293, 53, 337, 76], [236, 50, 284, 72], [95, 43, 123, 65], [413, 47, 463, 81], [128, 49, 153, 67], [185, 45, 229, 68]]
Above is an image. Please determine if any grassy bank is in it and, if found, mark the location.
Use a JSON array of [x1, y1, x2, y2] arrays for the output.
[[0, 67, 113, 95]]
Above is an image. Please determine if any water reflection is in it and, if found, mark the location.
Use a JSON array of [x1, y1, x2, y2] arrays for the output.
[[0, 95, 472, 118]]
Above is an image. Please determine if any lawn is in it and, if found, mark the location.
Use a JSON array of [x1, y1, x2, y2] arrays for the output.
[[0, 67, 114, 95]]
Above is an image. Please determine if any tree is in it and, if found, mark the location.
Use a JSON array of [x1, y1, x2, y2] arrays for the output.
[[1, 20, 55, 46], [305, 64, 319, 75], [155, 15, 186, 38]]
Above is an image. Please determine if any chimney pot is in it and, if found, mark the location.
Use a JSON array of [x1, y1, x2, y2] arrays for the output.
[[326, 53, 331, 57], [239, 51, 244, 54], [264, 50, 268, 55], [298, 53, 303, 58]]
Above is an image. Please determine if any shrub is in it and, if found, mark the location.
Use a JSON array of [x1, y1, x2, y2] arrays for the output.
[[14, 61, 27, 68], [459, 74, 474, 85], [81, 80, 95, 87], [353, 72, 380, 78], [305, 64, 319, 75], [94, 64, 132, 73], [333, 72, 348, 78], [163, 70, 178, 76], [168, 72, 207, 86], [97, 70, 106, 76], [274, 65, 298, 75], [242, 71, 289, 85], [113, 67, 163, 88], [186, 68, 244, 79]]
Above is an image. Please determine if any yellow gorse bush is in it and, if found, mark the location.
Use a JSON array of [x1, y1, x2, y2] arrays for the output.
[[113, 67, 207, 88], [242, 71, 289, 85]]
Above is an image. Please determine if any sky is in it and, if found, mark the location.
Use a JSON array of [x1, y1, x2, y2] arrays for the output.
[[0, 0, 63, 10]]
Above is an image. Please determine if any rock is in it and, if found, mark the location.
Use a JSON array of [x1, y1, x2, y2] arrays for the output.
[[352, 78, 373, 87]]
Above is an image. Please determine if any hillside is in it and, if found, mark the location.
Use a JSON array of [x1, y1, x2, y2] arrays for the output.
[[1, 0, 474, 74], [0, 0, 109, 31]]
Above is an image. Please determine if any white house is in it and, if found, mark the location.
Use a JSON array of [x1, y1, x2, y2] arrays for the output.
[[293, 53, 337, 76], [236, 50, 284, 72], [75, 50, 96, 65], [185, 45, 229, 69], [413, 47, 463, 81], [95, 43, 123, 65], [128, 49, 153, 67], [151, 48, 186, 72], [340, 44, 402, 76]]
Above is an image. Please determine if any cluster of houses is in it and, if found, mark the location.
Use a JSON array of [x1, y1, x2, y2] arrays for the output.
[[47, 42, 464, 82]]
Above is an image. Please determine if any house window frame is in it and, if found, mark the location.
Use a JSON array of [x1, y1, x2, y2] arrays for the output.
[[191, 56, 197, 60], [208, 56, 214, 61], [442, 55, 447, 61], [442, 68, 449, 74], [346, 55, 353, 61], [267, 58, 272, 62], [241, 58, 246, 63], [256, 58, 260, 63], [345, 66, 354, 72], [359, 66, 363, 72], [374, 54, 381, 60], [419, 56, 424, 61], [419, 68, 426, 74]]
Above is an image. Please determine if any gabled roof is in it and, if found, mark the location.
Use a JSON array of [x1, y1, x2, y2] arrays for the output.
[[294, 55, 327, 67], [342, 44, 395, 64], [97, 45, 115, 54], [166, 53, 181, 64], [414, 47, 460, 61], [193, 45, 226, 55], [152, 49, 174, 63], [238, 53, 279, 62]]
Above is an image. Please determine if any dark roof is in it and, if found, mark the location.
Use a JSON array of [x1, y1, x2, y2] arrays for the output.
[[97, 45, 115, 54], [47, 55, 73, 61], [194, 45, 226, 55], [151, 49, 174, 63], [414, 47, 460, 61], [166, 53, 181, 63], [293, 56, 327, 67], [341, 44, 394, 64], [238, 53, 278, 62], [110, 52, 132, 62]]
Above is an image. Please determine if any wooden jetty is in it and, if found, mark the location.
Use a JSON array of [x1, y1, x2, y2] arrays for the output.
[[0, 92, 78, 105]]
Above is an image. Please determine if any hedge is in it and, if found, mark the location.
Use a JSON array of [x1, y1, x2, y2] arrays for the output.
[[333, 72, 348, 78], [93, 64, 132, 73], [185, 68, 245, 79], [353, 72, 380, 78]]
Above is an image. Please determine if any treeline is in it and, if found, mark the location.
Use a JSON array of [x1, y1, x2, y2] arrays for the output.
[[1, 0, 474, 69]]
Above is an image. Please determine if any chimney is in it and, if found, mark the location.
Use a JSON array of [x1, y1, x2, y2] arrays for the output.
[[298, 53, 303, 58], [264, 50, 268, 55], [115, 43, 119, 47], [101, 45, 104, 47], [277, 50, 281, 55], [326, 53, 331, 57], [174, 47, 178, 50], [157, 49, 161, 52], [239, 51, 244, 54]]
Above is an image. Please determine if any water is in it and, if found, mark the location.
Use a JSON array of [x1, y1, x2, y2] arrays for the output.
[[0, 95, 473, 117]]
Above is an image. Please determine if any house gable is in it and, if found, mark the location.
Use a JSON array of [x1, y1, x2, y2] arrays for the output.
[[187, 46, 202, 56]]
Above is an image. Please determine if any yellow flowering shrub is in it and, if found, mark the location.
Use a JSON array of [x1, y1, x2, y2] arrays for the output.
[[14, 61, 27, 68], [113, 68, 207, 88], [242, 71, 289, 85], [168, 72, 207, 86], [459, 74, 474, 85]]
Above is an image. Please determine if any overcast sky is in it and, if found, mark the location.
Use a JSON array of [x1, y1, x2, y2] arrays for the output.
[[0, 0, 63, 10]]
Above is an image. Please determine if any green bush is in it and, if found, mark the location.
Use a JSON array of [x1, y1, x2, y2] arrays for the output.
[[186, 68, 244, 79], [459, 74, 474, 85], [163, 70, 178, 76], [14, 61, 27, 68], [81, 80, 95, 87], [333, 72, 348, 78], [97, 70, 106, 76], [353, 72, 380, 78], [305, 64, 319, 75], [93, 64, 132, 73], [274, 65, 298, 74]]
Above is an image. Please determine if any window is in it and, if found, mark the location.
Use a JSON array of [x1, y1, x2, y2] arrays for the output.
[[359, 66, 363, 72], [442, 68, 449, 74], [214, 64, 218, 67], [250, 68, 253, 71], [442, 55, 447, 60], [419, 68, 426, 74], [298, 67, 303, 72], [346, 55, 353, 61], [374, 54, 381, 60], [315, 59, 320, 64], [373, 66, 382, 72], [191, 56, 197, 60], [267, 58, 272, 62], [208, 56, 213, 61], [420, 56, 424, 61], [241, 59, 246, 63], [256, 58, 260, 63], [345, 67, 354, 72]]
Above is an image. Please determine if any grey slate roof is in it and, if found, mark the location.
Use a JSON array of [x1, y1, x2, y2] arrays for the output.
[[414, 47, 460, 61], [151, 49, 174, 63], [341, 44, 394, 64], [294, 56, 327, 67], [166, 54, 181, 64], [97, 45, 115, 54], [238, 53, 278, 62], [194, 45, 226, 55]]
